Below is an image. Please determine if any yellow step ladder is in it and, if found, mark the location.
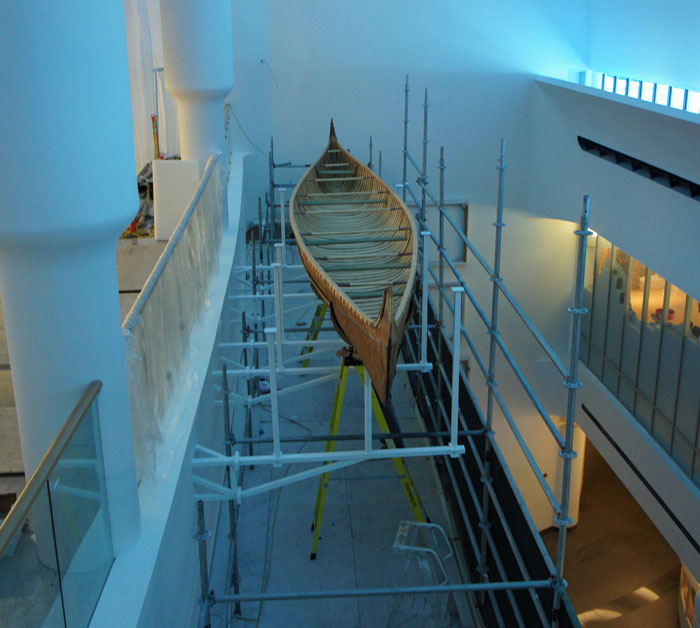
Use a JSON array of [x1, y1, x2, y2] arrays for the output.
[[310, 356, 429, 559], [300, 303, 328, 367]]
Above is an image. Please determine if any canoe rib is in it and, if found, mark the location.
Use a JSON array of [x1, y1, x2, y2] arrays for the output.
[[289, 122, 418, 404]]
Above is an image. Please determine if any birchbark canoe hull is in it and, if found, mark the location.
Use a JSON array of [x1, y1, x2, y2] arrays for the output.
[[290, 122, 417, 404]]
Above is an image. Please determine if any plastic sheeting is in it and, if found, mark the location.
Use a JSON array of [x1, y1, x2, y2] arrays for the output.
[[123, 155, 224, 479]]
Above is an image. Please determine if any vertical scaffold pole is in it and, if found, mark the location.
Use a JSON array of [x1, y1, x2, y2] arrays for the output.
[[378, 150, 383, 178], [265, 327, 282, 466], [268, 137, 275, 223], [220, 365, 242, 616], [368, 135, 373, 170], [194, 501, 212, 627], [450, 287, 465, 456], [251, 235, 259, 340], [421, 88, 429, 224], [273, 244, 285, 366], [279, 188, 286, 264], [258, 196, 264, 244], [551, 196, 590, 626], [241, 314, 254, 460], [438, 146, 446, 331], [478, 139, 507, 595], [402, 75, 409, 203], [421, 231, 430, 369]]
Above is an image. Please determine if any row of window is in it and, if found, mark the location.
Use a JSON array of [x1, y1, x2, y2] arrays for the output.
[[580, 233, 700, 487], [578, 72, 700, 115]]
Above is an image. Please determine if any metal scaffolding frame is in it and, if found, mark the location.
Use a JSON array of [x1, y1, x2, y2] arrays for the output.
[[192, 76, 589, 627], [398, 75, 587, 627]]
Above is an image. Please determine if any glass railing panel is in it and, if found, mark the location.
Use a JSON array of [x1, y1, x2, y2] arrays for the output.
[[0, 382, 109, 627], [655, 325, 683, 420], [618, 313, 641, 412], [651, 409, 674, 454], [588, 236, 612, 377], [676, 313, 700, 463], [581, 237, 597, 364], [636, 321, 662, 411], [671, 431, 695, 476], [0, 482, 64, 627], [47, 397, 113, 627], [580, 238, 700, 488], [602, 246, 629, 392]]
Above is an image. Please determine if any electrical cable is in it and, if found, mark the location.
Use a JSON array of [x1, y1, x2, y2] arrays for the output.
[[225, 104, 268, 159], [260, 59, 279, 90]]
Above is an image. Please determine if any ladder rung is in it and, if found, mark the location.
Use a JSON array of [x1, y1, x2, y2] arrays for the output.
[[305, 236, 407, 245]]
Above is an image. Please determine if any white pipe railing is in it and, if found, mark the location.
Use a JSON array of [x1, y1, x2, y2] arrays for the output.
[[123, 154, 224, 478]]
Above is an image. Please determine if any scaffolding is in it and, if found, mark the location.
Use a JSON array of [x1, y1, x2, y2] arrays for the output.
[[192, 76, 588, 628]]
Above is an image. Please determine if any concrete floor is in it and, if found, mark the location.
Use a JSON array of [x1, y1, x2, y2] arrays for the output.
[[542, 439, 680, 627], [208, 366, 471, 628]]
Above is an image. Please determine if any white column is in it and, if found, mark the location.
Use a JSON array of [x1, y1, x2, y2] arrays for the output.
[[159, 0, 235, 163], [0, 3, 141, 558]]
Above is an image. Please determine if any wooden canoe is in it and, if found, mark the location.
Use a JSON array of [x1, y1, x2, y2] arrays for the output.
[[290, 121, 418, 404]]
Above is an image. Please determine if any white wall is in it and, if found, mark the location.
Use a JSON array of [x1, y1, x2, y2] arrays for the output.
[[228, 0, 587, 205], [586, 0, 700, 90], [526, 79, 700, 301]]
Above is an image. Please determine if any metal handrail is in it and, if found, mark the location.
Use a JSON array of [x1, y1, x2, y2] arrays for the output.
[[122, 153, 220, 333], [0, 380, 103, 556]]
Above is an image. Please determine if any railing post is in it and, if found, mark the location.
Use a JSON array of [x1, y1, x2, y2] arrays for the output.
[[450, 287, 465, 456], [478, 139, 507, 596], [265, 327, 282, 466], [402, 75, 409, 203], [551, 196, 590, 627]]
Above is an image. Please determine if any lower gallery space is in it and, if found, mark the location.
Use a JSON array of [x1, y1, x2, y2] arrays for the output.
[[542, 439, 680, 628]]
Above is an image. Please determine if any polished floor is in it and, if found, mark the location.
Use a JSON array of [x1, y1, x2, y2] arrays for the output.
[[542, 439, 680, 628]]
